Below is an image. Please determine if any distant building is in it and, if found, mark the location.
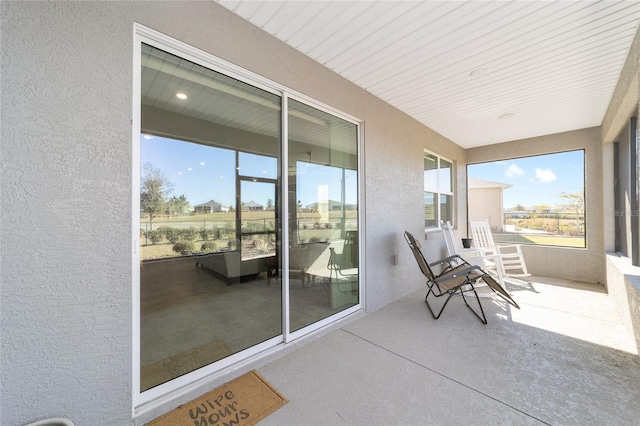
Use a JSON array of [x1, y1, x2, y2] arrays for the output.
[[244, 200, 264, 211], [468, 178, 512, 231], [194, 200, 229, 213]]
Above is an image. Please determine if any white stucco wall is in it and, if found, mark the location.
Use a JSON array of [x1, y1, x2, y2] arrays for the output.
[[1, 2, 464, 424], [468, 188, 504, 231]]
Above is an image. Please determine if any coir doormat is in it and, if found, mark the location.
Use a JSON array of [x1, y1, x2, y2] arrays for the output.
[[146, 370, 287, 426]]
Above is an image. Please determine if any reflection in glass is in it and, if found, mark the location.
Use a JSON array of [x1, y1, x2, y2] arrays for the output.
[[440, 159, 453, 193], [239, 152, 278, 180], [139, 44, 281, 391], [424, 192, 437, 228], [240, 180, 277, 260], [424, 154, 438, 193], [288, 99, 359, 332]]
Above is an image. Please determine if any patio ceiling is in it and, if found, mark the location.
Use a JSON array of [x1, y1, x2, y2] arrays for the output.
[[217, 0, 640, 148]]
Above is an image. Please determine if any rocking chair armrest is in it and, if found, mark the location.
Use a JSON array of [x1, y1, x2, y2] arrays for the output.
[[481, 245, 523, 258], [495, 244, 523, 252], [457, 247, 485, 257]]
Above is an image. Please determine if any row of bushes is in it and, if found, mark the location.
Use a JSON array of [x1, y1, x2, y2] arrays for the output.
[[142, 225, 235, 245], [172, 240, 218, 255], [301, 222, 334, 230], [507, 218, 585, 237]]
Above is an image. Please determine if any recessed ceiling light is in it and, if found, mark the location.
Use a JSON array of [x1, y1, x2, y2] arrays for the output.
[[176, 92, 188, 100], [469, 68, 486, 77], [143, 135, 153, 139], [499, 113, 515, 119]]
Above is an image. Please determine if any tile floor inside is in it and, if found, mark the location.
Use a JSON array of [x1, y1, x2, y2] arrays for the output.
[[140, 255, 357, 390]]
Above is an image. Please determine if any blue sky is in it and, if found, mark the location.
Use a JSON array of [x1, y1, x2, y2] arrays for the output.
[[141, 135, 357, 208], [467, 150, 584, 209], [142, 136, 238, 206]]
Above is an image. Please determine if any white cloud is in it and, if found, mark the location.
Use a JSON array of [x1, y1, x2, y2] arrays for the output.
[[535, 168, 557, 183], [505, 164, 525, 178]]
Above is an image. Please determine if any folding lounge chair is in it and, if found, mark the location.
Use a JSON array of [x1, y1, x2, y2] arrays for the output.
[[404, 231, 519, 324], [327, 247, 358, 281]]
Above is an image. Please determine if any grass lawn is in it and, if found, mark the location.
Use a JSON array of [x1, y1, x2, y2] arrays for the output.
[[494, 233, 585, 248]]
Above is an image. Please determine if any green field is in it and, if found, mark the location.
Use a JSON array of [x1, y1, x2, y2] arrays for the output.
[[494, 233, 585, 248]]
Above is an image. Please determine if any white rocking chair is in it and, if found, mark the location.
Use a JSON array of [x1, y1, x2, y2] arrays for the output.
[[441, 220, 505, 287], [469, 220, 530, 278]]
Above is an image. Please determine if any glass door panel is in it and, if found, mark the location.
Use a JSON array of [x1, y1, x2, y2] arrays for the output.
[[240, 179, 277, 261], [287, 99, 359, 332], [139, 43, 282, 392]]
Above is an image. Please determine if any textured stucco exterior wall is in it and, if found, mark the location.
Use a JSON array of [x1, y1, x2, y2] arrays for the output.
[[466, 127, 605, 284], [1, 2, 463, 424], [1, 2, 135, 425]]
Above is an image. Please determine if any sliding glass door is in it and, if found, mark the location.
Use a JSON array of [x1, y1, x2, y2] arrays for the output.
[[135, 32, 361, 400]]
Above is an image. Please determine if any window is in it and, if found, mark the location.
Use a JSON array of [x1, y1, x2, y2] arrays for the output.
[[424, 153, 453, 228], [467, 150, 585, 248]]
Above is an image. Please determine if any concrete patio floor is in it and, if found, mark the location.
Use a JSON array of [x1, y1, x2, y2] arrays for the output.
[[256, 277, 640, 425]]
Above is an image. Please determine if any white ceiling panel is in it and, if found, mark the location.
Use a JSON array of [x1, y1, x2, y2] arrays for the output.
[[218, 0, 640, 148]]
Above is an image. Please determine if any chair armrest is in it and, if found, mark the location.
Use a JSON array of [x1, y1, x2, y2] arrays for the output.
[[429, 254, 466, 267], [434, 265, 481, 283]]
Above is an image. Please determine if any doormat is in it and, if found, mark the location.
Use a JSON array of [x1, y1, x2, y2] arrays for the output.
[[141, 341, 233, 391], [146, 370, 288, 426]]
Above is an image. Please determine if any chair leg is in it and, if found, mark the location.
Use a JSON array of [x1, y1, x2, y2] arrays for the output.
[[424, 285, 457, 320], [461, 286, 488, 324], [425, 283, 488, 324]]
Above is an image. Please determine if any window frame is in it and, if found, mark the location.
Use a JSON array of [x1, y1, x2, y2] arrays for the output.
[[614, 117, 639, 265], [466, 149, 586, 248], [423, 150, 455, 230]]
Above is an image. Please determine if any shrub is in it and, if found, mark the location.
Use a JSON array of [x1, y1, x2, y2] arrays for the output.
[[221, 225, 234, 238], [146, 229, 163, 245], [324, 223, 332, 229], [254, 239, 268, 252], [211, 227, 222, 240], [164, 227, 181, 244], [179, 227, 197, 241], [201, 241, 217, 252], [172, 240, 195, 255], [156, 226, 171, 239], [199, 227, 211, 241]]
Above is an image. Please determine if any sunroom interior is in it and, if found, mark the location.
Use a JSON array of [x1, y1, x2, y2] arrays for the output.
[[2, 1, 640, 425]]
